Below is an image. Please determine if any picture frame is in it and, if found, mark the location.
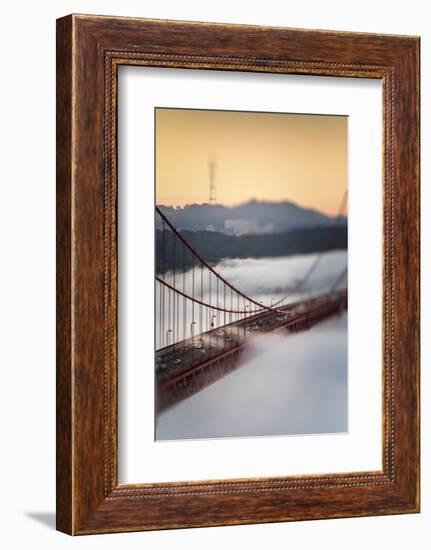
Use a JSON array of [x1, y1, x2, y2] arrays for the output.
[[56, 14, 420, 535]]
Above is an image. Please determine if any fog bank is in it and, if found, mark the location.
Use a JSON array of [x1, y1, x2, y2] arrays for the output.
[[156, 312, 348, 440]]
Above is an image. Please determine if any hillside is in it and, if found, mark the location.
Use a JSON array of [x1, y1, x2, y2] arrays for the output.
[[155, 225, 347, 274], [157, 200, 346, 235]]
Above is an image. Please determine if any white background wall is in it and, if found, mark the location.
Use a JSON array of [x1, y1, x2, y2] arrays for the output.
[[0, 1, 427, 548]]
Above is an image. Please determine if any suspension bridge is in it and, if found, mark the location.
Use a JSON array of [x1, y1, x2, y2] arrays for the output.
[[155, 196, 348, 413]]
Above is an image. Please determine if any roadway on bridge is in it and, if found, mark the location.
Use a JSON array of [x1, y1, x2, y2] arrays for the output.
[[156, 290, 346, 389]]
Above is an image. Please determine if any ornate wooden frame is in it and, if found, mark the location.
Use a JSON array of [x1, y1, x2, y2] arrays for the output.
[[56, 14, 420, 535]]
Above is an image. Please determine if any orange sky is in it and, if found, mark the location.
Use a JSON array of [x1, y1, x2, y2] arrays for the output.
[[155, 108, 347, 216]]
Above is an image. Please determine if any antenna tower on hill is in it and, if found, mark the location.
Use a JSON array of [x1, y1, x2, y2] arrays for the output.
[[208, 157, 216, 204]]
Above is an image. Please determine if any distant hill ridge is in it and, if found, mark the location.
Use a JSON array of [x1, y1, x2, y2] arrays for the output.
[[158, 200, 346, 235], [155, 225, 347, 274]]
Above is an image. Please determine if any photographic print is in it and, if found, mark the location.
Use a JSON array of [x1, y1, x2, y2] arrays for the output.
[[155, 107, 348, 441]]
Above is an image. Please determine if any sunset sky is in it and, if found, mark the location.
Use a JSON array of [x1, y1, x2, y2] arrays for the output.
[[155, 108, 347, 216]]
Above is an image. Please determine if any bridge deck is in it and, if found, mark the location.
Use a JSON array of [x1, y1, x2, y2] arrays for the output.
[[155, 290, 347, 412]]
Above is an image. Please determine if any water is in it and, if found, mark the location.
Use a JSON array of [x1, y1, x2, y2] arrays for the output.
[[155, 251, 348, 440]]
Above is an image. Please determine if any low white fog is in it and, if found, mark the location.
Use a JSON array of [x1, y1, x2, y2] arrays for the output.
[[156, 313, 347, 440], [156, 251, 348, 440], [213, 250, 347, 298]]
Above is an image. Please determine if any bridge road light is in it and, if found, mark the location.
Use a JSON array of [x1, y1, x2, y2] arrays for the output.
[[244, 305, 249, 338], [210, 314, 217, 350], [190, 322, 196, 365], [259, 301, 264, 332], [166, 329, 172, 347]]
